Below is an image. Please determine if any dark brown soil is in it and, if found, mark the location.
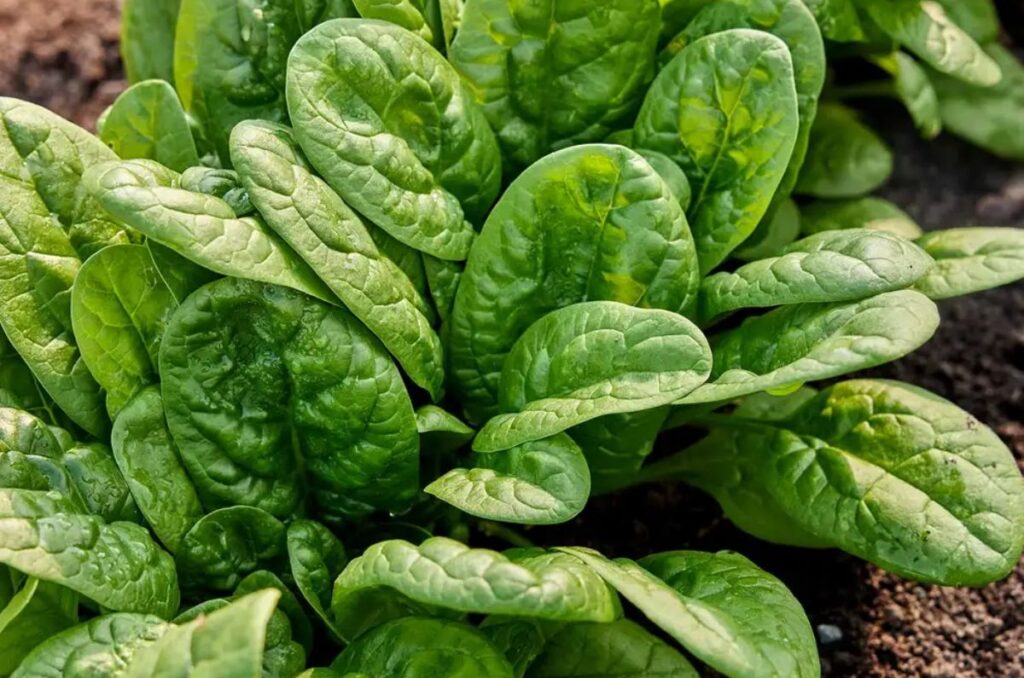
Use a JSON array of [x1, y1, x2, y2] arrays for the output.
[[2, 2, 1023, 675]]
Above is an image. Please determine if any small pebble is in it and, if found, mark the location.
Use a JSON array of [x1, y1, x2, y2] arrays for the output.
[[816, 623, 843, 645]]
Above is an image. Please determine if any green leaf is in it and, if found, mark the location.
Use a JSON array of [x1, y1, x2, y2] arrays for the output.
[[931, 44, 1024, 162], [179, 168, 255, 216], [159, 277, 419, 521], [872, 52, 942, 139], [121, 0, 179, 83], [525, 619, 699, 678], [331, 538, 621, 639], [0, 577, 78, 675], [636, 29, 799, 273], [61, 442, 142, 523], [474, 302, 711, 452], [173, 0, 302, 164], [125, 589, 281, 678], [799, 0, 866, 42], [449, 0, 661, 170], [176, 506, 287, 592], [569, 408, 669, 495], [332, 617, 515, 677], [426, 433, 590, 525], [422, 254, 462, 323], [680, 290, 939, 404], [662, 0, 825, 200], [0, 488, 179, 618], [795, 103, 893, 199], [287, 520, 348, 640], [85, 159, 336, 304], [416, 405, 475, 455], [0, 334, 60, 425], [861, 0, 1000, 86], [449, 145, 700, 422], [934, 0, 999, 43], [99, 80, 199, 172], [111, 387, 204, 554], [230, 120, 446, 399], [913, 228, 1024, 299], [733, 198, 802, 262], [699, 229, 934, 322], [71, 244, 179, 418], [287, 18, 501, 260], [235, 570, 314, 657], [146, 241, 220, 305], [634, 149, 693, 212], [675, 380, 1024, 585], [296, 0, 360, 31], [11, 613, 168, 678], [643, 551, 818, 677], [353, 0, 434, 42], [800, 197, 923, 239]]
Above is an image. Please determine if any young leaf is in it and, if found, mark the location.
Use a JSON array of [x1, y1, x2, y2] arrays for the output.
[[800, 197, 923, 239], [680, 290, 940, 404], [663, 0, 826, 199], [416, 405, 475, 455], [159, 277, 419, 521], [449, 0, 661, 169], [111, 387, 204, 554], [11, 613, 168, 678], [84, 160, 337, 304], [287, 19, 501, 260], [449, 145, 700, 422], [70, 245, 179, 418], [331, 538, 621, 639], [426, 433, 591, 525], [0, 489, 180, 618], [526, 619, 699, 678], [930, 44, 1024, 162], [639, 550, 819, 678], [287, 520, 348, 640], [474, 302, 711, 452], [230, 120, 446, 400], [699, 230, 934, 322], [860, 0, 1001, 86], [913, 228, 1024, 299], [99, 80, 200, 172], [795, 103, 893, 199], [332, 617, 515, 678], [685, 380, 1024, 585], [636, 29, 799, 272]]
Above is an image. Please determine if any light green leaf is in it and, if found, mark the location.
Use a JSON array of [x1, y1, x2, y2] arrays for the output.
[[287, 520, 347, 641], [800, 197, 922, 239], [353, 0, 434, 41], [934, 0, 999, 43], [100, 80, 199, 172], [474, 302, 711, 452], [230, 120, 445, 399], [426, 433, 590, 525], [61, 442, 142, 523], [799, 0, 865, 42], [872, 52, 942, 139], [680, 290, 939, 404], [795, 103, 893, 199], [699, 229, 934, 322], [913, 228, 1024, 299], [287, 19, 501, 260], [121, 0, 179, 83], [636, 29, 799, 272], [416, 405, 475, 455]]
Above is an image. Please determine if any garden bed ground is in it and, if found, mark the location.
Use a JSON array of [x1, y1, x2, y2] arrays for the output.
[[1, 1, 1022, 675]]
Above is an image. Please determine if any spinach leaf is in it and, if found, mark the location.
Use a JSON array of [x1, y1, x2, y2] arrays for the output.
[[671, 380, 1024, 586], [85, 159, 336, 304], [179, 167, 255, 216], [569, 408, 669, 495], [474, 302, 711, 452], [636, 29, 799, 273], [70, 244, 179, 418], [287, 19, 502, 260], [422, 254, 462, 323], [663, 0, 826, 200], [680, 290, 940, 404], [332, 617, 515, 677], [287, 520, 348, 641], [416, 405, 475, 455], [449, 144, 700, 422], [426, 433, 591, 525], [860, 0, 1000, 86], [934, 0, 999, 43], [450, 0, 661, 170], [298, 0, 360, 31], [61, 442, 142, 523], [930, 44, 1024, 162], [230, 120, 446, 399], [159, 277, 419, 521], [121, 0, 180, 84], [235, 570, 314, 657], [177, 507, 287, 592], [0, 489, 179, 618], [800, 0, 865, 42], [800, 197, 923, 239], [11, 613, 168, 678], [331, 538, 621, 639], [525, 619, 699, 678], [0, 577, 78, 675], [795, 103, 893, 199], [111, 387, 204, 554], [352, 0, 435, 42], [872, 52, 942, 139], [913, 227, 1024, 299], [698, 229, 934, 322], [146, 241, 221, 305], [733, 198, 802, 262], [99, 80, 200, 172]]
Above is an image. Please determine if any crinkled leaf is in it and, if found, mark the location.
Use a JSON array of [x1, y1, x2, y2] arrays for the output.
[[61, 442, 142, 523], [287, 520, 348, 640], [100, 80, 200, 172], [353, 0, 434, 42], [913, 228, 1024, 299]]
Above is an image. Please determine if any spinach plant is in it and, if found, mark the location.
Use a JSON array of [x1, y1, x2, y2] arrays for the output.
[[1, 0, 1023, 676]]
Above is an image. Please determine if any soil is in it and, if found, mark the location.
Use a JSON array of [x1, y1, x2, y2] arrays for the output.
[[1, 1, 1023, 675]]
